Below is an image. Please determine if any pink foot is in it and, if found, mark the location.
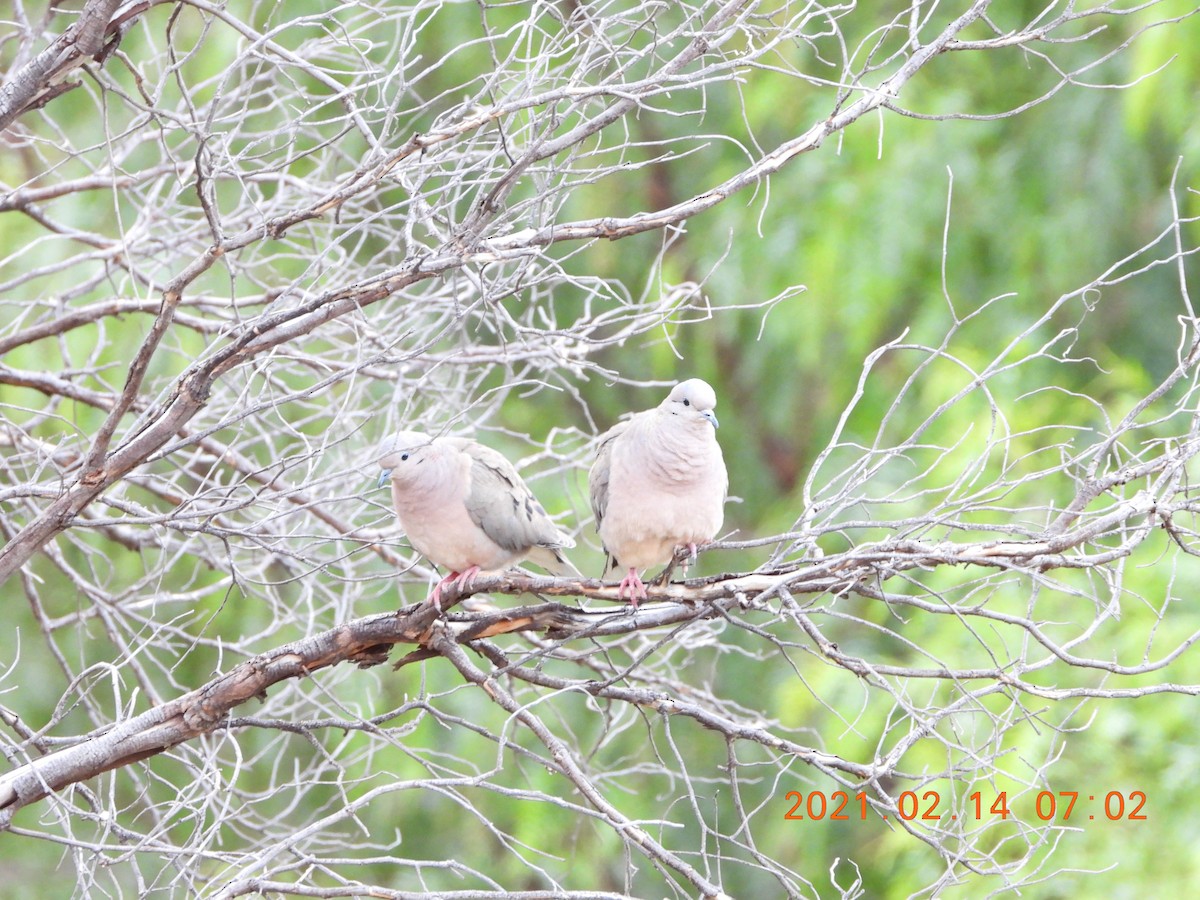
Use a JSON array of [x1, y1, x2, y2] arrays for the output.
[[617, 567, 648, 607], [427, 566, 481, 608], [453, 565, 481, 593], [428, 571, 460, 609]]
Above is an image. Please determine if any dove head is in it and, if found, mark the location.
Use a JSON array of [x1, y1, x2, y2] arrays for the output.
[[660, 378, 719, 429], [377, 430, 437, 489]]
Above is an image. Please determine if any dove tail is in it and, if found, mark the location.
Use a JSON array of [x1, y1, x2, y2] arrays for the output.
[[601, 552, 622, 580], [527, 544, 582, 578]]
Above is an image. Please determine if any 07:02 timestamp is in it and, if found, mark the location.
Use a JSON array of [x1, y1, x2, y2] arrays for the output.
[[784, 789, 1147, 822]]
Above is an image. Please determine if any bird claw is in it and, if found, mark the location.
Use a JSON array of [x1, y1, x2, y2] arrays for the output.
[[617, 568, 648, 607], [427, 565, 481, 609], [427, 572, 456, 609], [669, 542, 700, 574], [453, 565, 481, 593]]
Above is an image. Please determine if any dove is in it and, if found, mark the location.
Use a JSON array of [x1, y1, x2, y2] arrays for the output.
[[589, 378, 728, 605], [378, 431, 579, 607]]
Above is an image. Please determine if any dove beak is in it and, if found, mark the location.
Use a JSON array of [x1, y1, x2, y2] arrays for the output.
[[703, 410, 719, 429], [377, 468, 392, 490]]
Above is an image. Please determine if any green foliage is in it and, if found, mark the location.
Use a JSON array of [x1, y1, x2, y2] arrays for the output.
[[3, 1, 1200, 897]]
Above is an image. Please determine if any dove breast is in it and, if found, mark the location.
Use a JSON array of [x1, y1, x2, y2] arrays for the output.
[[590, 379, 728, 574], [379, 431, 577, 577]]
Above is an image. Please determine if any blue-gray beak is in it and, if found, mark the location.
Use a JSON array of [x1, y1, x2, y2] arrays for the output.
[[703, 410, 719, 429], [377, 468, 391, 490]]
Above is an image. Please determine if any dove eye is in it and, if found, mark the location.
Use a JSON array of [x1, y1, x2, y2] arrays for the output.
[[400, 452, 410, 461], [682, 399, 691, 407]]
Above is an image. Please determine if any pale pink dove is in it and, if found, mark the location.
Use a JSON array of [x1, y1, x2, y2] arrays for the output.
[[378, 431, 579, 607], [589, 379, 728, 604]]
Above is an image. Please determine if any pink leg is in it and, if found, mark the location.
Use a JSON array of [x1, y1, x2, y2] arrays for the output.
[[428, 571, 460, 609], [453, 565, 481, 592], [617, 567, 648, 607], [428, 565, 482, 608], [663, 542, 702, 584]]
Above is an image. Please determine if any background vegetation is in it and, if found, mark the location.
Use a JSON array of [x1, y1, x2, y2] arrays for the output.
[[2, 1, 1199, 897]]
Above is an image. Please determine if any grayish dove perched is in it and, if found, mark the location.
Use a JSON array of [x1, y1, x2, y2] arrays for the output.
[[378, 431, 579, 607], [589, 378, 728, 604]]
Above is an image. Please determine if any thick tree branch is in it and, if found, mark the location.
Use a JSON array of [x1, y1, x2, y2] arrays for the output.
[[5, 512, 1198, 825], [0, 0, 126, 133]]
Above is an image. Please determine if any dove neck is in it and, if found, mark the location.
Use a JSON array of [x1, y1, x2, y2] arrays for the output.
[[636, 413, 715, 481]]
